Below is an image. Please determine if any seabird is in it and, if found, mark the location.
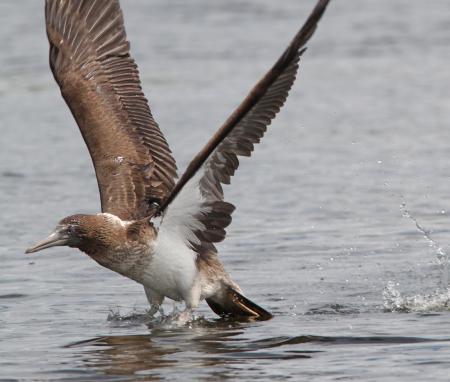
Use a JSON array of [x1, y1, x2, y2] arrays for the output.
[[26, 0, 330, 320]]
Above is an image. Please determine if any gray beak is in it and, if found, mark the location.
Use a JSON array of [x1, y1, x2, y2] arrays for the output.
[[25, 229, 69, 254]]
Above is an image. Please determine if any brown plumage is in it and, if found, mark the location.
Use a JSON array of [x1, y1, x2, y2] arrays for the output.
[[26, 0, 330, 321], [46, 0, 177, 220]]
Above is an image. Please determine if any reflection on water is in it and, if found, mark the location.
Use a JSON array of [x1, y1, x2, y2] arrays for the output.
[[64, 321, 313, 380], [63, 322, 449, 381]]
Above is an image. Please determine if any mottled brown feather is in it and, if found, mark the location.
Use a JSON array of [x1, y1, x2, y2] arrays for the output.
[[46, 0, 177, 220]]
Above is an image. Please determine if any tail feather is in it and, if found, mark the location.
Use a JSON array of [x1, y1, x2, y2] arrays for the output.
[[206, 285, 272, 321]]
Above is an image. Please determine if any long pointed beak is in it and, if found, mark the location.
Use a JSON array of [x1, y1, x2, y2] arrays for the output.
[[25, 230, 69, 254]]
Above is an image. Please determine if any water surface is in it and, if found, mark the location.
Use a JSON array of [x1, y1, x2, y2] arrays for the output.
[[1, 0, 450, 380]]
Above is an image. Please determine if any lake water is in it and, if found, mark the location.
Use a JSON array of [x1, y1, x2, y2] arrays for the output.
[[1, 0, 450, 380]]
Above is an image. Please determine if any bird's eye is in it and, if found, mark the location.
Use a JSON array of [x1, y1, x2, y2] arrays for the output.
[[67, 225, 76, 235]]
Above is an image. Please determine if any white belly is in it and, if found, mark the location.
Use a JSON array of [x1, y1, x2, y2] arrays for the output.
[[141, 231, 198, 302]]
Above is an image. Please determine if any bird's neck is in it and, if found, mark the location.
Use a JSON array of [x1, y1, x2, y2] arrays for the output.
[[78, 218, 156, 279]]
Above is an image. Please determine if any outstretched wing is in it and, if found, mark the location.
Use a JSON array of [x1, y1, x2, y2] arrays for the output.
[[157, 0, 330, 259], [45, 0, 177, 220]]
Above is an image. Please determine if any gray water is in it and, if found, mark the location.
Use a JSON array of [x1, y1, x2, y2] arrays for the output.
[[1, 0, 450, 380]]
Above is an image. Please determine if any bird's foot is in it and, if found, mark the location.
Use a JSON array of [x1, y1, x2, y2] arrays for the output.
[[178, 309, 192, 323], [166, 308, 192, 326]]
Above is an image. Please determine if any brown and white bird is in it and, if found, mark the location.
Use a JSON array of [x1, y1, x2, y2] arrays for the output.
[[26, 0, 330, 320]]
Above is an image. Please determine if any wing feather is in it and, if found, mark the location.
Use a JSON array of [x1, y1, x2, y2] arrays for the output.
[[46, 0, 177, 220], [158, 0, 330, 260]]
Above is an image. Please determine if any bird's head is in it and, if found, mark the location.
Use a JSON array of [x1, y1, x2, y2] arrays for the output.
[[25, 213, 125, 255]]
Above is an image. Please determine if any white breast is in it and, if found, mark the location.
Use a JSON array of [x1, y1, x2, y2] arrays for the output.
[[141, 229, 198, 301], [143, 172, 206, 302]]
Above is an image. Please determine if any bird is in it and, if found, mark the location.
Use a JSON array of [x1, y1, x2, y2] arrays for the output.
[[26, 0, 330, 321]]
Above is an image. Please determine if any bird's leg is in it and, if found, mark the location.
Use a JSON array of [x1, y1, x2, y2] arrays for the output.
[[148, 304, 162, 317], [173, 284, 200, 322], [144, 286, 164, 317]]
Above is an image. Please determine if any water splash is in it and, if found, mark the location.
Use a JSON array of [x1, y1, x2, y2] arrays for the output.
[[400, 202, 449, 287], [383, 281, 450, 312], [107, 307, 153, 326], [383, 203, 450, 312], [106, 306, 209, 329]]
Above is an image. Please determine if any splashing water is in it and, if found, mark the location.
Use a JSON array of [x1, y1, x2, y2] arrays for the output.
[[107, 305, 207, 329], [383, 281, 450, 312], [383, 203, 450, 312], [400, 202, 449, 287], [107, 307, 154, 326]]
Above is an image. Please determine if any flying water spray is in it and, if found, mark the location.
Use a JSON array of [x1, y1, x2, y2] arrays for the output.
[[383, 201, 450, 312]]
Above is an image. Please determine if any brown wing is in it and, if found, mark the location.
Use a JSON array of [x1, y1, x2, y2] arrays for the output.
[[192, 45, 301, 256], [158, 0, 330, 259], [46, 0, 177, 220]]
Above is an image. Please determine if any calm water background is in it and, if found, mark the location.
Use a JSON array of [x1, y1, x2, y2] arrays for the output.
[[1, 0, 450, 380]]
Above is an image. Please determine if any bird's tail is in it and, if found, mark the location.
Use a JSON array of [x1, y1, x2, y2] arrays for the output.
[[206, 285, 272, 321]]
